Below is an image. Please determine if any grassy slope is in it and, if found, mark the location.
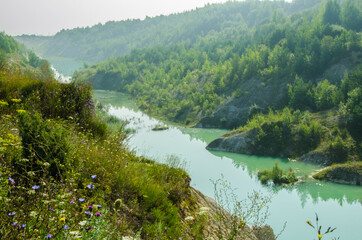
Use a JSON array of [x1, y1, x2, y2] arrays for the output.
[[0, 56, 264, 239]]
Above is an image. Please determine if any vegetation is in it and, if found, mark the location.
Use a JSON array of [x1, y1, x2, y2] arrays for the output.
[[71, 0, 361, 127], [17, 0, 324, 63], [313, 162, 362, 185], [258, 163, 298, 185], [0, 46, 201, 239], [306, 214, 338, 240]]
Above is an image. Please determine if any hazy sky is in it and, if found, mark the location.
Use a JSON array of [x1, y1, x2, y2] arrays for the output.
[[0, 0, 233, 36]]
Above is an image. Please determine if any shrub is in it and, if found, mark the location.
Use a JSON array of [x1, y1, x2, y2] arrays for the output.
[[17, 111, 71, 179], [258, 163, 298, 185]]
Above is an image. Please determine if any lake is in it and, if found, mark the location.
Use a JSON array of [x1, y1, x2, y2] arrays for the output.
[[94, 90, 362, 240]]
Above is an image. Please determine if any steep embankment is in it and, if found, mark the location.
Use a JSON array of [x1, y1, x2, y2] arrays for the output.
[[1, 33, 272, 239]]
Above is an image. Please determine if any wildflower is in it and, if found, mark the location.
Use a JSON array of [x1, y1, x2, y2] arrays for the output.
[[88, 205, 93, 210], [87, 184, 94, 189], [91, 175, 97, 179], [60, 218, 66, 222], [8, 212, 16, 216], [8, 177, 15, 184], [97, 204, 102, 208], [16, 110, 26, 113], [78, 221, 87, 226], [85, 211, 91, 216], [32, 185, 40, 190], [12, 222, 17, 226], [79, 198, 85, 202], [11, 99, 21, 103], [64, 225, 69, 230], [185, 216, 194, 221], [87, 226, 92, 231], [70, 200, 74, 204], [0, 100, 8, 106], [45, 234, 52, 238], [95, 212, 101, 217], [318, 234, 322, 239], [21, 224, 26, 228]]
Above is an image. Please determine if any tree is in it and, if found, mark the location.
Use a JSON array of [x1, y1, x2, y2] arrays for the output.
[[322, 0, 341, 25], [342, 0, 362, 31]]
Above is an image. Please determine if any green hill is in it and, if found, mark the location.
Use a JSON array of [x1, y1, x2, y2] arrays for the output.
[[16, 0, 323, 63], [71, 0, 361, 184]]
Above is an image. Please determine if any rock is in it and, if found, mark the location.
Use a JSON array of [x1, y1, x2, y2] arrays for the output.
[[206, 130, 255, 155], [297, 149, 331, 166], [313, 162, 362, 185], [252, 225, 276, 240], [188, 187, 266, 240], [196, 78, 287, 129]]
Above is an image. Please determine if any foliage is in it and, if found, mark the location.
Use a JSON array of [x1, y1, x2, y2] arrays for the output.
[[0, 69, 198, 239], [322, 0, 341, 25], [72, 0, 361, 125], [17, 0, 323, 62], [258, 163, 298, 185], [239, 108, 323, 157]]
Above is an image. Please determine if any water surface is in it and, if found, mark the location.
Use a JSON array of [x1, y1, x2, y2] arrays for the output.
[[94, 90, 362, 240]]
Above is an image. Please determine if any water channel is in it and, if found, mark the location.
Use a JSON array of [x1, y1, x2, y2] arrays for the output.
[[94, 90, 362, 240]]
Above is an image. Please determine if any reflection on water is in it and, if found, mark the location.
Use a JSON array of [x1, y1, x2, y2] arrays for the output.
[[94, 90, 362, 240]]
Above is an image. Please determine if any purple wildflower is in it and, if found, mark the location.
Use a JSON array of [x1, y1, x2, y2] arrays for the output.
[[45, 234, 52, 238], [8, 212, 16, 216], [8, 177, 15, 184], [64, 225, 69, 230], [79, 198, 85, 202], [95, 212, 101, 217], [97, 204, 102, 208], [87, 184, 94, 189], [21, 224, 26, 228], [88, 205, 93, 210], [85, 211, 91, 216], [32, 185, 40, 190], [12, 222, 17, 226], [87, 226, 92, 231], [91, 175, 97, 179]]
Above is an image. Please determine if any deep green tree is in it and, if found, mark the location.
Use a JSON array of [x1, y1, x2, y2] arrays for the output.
[[342, 0, 362, 31], [322, 0, 341, 25]]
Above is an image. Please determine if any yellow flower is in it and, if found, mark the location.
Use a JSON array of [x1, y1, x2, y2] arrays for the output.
[[318, 234, 322, 239], [0, 101, 8, 106], [16, 109, 26, 113], [11, 99, 21, 103], [60, 217, 66, 222]]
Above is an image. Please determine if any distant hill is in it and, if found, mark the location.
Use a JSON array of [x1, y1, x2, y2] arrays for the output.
[[16, 0, 322, 63]]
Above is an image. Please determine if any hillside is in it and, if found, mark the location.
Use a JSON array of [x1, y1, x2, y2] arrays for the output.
[[16, 0, 322, 63], [70, 0, 362, 185], [1, 33, 277, 239]]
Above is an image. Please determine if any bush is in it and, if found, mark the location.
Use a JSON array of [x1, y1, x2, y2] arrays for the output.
[[258, 163, 298, 185], [17, 111, 71, 179]]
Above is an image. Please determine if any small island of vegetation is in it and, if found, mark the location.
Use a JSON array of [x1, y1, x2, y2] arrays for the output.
[[258, 163, 298, 185]]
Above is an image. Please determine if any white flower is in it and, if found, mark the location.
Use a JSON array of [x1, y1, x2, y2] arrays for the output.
[[78, 221, 87, 226], [185, 216, 194, 221], [199, 206, 210, 215]]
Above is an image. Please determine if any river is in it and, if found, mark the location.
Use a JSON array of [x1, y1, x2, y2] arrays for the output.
[[94, 90, 362, 240]]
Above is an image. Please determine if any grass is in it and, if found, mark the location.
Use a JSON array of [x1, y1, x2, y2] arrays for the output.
[[0, 69, 196, 239]]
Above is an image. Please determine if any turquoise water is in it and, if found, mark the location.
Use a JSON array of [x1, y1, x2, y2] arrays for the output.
[[94, 90, 362, 240]]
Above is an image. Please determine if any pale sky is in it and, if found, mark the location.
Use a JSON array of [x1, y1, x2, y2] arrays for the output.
[[0, 0, 233, 36]]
